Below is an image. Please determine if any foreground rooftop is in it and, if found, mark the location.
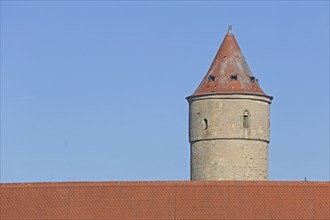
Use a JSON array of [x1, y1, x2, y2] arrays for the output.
[[1, 181, 329, 219]]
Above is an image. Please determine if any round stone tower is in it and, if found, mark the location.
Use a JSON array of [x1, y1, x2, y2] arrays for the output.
[[187, 26, 272, 181]]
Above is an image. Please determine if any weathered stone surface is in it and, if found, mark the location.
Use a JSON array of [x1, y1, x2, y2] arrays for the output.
[[188, 94, 271, 180], [191, 140, 268, 180]]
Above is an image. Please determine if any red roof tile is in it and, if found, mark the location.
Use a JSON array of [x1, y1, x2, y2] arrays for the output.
[[190, 26, 271, 98], [1, 181, 329, 219]]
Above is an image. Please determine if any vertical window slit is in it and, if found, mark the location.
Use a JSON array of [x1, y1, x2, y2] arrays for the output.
[[243, 110, 249, 128], [203, 119, 208, 130]]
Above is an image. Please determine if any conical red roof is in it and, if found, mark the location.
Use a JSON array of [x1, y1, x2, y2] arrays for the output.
[[191, 27, 270, 98]]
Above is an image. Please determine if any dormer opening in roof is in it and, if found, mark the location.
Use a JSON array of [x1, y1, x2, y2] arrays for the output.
[[250, 76, 258, 83], [208, 75, 216, 82], [230, 75, 238, 81]]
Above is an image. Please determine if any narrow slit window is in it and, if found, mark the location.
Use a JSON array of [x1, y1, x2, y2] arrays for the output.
[[208, 75, 215, 82], [203, 118, 208, 130], [243, 110, 250, 128]]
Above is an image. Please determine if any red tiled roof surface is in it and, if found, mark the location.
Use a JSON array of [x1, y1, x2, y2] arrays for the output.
[[1, 181, 329, 219], [190, 27, 270, 98]]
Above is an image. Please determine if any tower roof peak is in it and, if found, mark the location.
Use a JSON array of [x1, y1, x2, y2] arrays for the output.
[[189, 28, 270, 98], [227, 25, 232, 35]]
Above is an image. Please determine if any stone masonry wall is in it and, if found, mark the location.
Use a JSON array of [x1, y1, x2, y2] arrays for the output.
[[191, 140, 268, 180], [188, 94, 271, 180]]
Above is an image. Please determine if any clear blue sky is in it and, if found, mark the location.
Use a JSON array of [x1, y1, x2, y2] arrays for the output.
[[1, 1, 329, 183]]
